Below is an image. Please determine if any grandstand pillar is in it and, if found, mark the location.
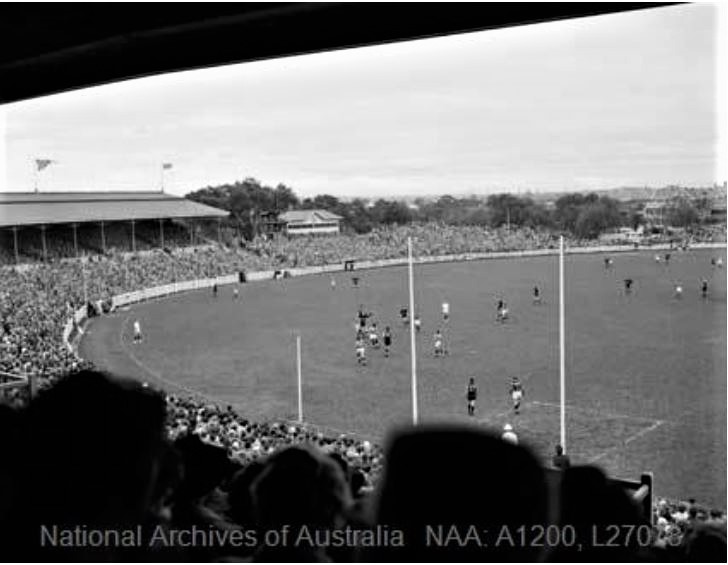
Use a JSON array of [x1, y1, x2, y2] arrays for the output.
[[40, 225, 48, 262], [189, 221, 194, 246], [100, 221, 106, 254], [12, 226, 19, 264], [217, 218, 222, 246], [130, 220, 136, 253], [159, 218, 165, 249], [72, 223, 79, 258]]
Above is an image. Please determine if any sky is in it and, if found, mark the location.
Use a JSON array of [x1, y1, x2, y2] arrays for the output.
[[0, 3, 725, 199]]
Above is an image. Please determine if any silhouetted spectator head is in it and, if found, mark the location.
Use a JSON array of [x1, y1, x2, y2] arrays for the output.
[[227, 460, 266, 527], [554, 465, 646, 561], [13, 370, 169, 559], [552, 444, 571, 470], [373, 424, 547, 562], [682, 523, 727, 562], [173, 433, 235, 502], [250, 445, 351, 561]]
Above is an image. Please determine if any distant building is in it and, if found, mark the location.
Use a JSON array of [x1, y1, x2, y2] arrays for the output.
[[278, 209, 342, 236], [709, 199, 727, 222], [600, 226, 643, 244], [642, 201, 669, 225]]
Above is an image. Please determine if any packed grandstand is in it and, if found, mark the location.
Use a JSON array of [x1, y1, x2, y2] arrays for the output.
[[0, 192, 726, 561]]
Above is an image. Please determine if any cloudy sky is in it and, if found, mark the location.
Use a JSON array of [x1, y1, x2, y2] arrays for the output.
[[0, 3, 724, 198]]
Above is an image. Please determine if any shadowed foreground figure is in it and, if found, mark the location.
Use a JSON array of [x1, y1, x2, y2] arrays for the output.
[[370, 424, 548, 562], [5, 370, 173, 561], [249, 445, 352, 562], [550, 465, 648, 562]]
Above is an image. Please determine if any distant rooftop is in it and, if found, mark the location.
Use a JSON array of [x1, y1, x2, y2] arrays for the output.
[[279, 209, 342, 224]]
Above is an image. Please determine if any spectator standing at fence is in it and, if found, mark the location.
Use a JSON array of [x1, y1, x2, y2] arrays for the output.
[[552, 444, 571, 469], [502, 423, 518, 445]]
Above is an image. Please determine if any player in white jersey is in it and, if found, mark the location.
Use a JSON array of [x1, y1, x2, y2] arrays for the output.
[[233, 286, 239, 300], [368, 323, 380, 348], [413, 315, 422, 332], [674, 283, 683, 298], [442, 302, 450, 321], [433, 329, 444, 357], [133, 320, 143, 344], [510, 377, 524, 414], [355, 337, 367, 366]]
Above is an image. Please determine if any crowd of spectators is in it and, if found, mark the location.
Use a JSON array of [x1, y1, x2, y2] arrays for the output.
[[1, 370, 724, 561], [0, 222, 726, 560]]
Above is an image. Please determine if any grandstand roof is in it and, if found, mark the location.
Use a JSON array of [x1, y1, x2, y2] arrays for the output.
[[0, 191, 228, 228]]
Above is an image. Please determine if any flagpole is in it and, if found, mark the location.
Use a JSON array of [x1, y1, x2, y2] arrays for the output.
[[296, 335, 303, 423], [408, 237, 418, 425], [559, 235, 566, 452]]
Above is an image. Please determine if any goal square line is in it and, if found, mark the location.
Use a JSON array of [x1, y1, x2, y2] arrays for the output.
[[472, 400, 665, 467]]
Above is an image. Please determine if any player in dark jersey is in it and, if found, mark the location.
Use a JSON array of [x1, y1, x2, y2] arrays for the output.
[[510, 377, 524, 414], [383, 326, 392, 357], [664, 253, 671, 264], [496, 299, 509, 322], [701, 278, 708, 298], [604, 257, 613, 269], [466, 378, 478, 416], [624, 278, 634, 294], [212, 283, 218, 298], [357, 305, 371, 329], [399, 307, 409, 326], [533, 285, 542, 305]]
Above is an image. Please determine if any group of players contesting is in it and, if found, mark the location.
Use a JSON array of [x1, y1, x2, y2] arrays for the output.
[[130, 252, 722, 428]]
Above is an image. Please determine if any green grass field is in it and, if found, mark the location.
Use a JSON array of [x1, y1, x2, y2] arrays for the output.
[[80, 248, 726, 507]]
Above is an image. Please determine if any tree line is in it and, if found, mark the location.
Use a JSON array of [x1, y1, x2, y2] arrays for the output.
[[186, 178, 713, 240]]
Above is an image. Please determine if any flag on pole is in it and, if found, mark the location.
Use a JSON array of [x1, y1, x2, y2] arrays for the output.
[[35, 159, 55, 171], [162, 163, 173, 170]]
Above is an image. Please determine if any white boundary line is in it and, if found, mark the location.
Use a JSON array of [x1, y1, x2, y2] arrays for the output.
[[590, 419, 666, 463], [530, 400, 665, 424], [472, 399, 668, 464], [118, 316, 230, 406]]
